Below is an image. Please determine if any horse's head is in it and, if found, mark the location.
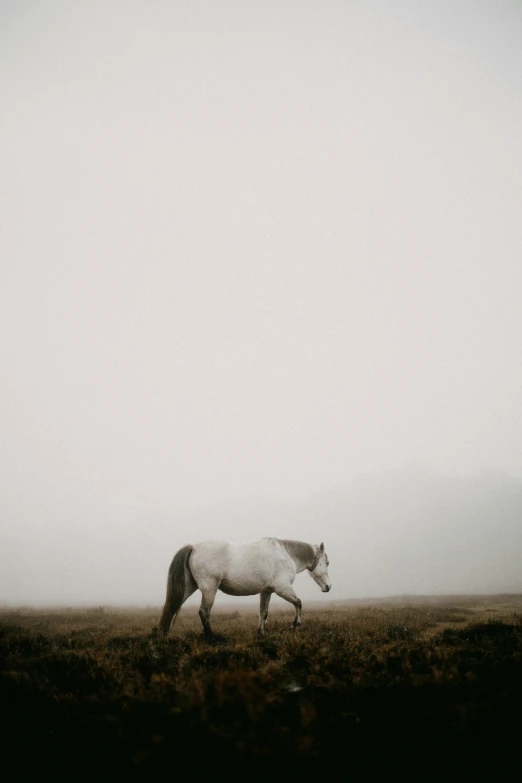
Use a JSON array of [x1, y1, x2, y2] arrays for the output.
[[309, 542, 331, 592]]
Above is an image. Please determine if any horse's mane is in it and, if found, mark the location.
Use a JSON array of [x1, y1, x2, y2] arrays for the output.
[[277, 539, 317, 570]]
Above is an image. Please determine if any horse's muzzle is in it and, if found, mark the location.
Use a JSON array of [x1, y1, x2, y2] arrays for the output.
[[323, 585, 331, 592]]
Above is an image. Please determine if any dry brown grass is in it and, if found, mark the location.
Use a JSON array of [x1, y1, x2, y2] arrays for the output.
[[2, 596, 522, 781]]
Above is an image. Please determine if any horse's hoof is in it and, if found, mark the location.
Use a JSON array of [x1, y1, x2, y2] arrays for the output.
[[205, 632, 226, 644]]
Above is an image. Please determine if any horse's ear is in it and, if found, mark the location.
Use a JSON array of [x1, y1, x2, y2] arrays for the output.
[[320, 542, 324, 552]]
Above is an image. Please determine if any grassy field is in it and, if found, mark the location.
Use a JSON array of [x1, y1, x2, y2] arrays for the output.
[[2, 595, 522, 781]]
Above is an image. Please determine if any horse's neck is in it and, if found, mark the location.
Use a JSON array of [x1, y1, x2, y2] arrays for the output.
[[278, 539, 317, 572], [293, 555, 312, 572]]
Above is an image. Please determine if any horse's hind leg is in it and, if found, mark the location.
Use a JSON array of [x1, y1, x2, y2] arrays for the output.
[[274, 586, 302, 629], [258, 590, 272, 637], [198, 583, 219, 641]]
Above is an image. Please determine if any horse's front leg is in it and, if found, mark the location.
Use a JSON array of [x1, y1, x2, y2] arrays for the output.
[[274, 586, 302, 630], [258, 590, 272, 637], [198, 583, 219, 641]]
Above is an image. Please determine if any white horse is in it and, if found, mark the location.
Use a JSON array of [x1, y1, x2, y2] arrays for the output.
[[158, 537, 331, 639]]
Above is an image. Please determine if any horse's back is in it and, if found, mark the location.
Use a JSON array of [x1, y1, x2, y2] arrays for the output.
[[191, 538, 275, 561], [189, 538, 290, 596]]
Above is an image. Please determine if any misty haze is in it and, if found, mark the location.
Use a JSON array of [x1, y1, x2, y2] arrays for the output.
[[1, 1, 521, 611], [3, 3, 522, 779]]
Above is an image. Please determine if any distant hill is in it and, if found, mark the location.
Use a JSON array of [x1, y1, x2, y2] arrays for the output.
[[299, 470, 522, 598]]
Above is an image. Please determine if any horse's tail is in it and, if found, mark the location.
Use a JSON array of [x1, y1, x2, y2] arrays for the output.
[[158, 544, 194, 635]]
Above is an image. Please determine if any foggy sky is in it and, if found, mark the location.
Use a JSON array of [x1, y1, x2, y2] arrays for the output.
[[1, 1, 522, 607]]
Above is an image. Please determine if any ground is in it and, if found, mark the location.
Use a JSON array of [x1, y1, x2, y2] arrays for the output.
[[2, 595, 522, 781]]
